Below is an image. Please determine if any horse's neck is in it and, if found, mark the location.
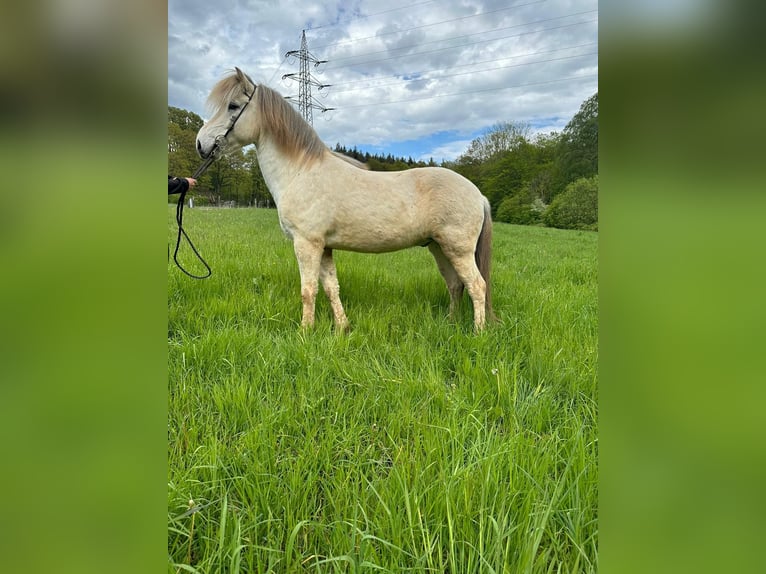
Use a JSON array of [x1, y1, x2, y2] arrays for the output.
[[254, 137, 298, 207]]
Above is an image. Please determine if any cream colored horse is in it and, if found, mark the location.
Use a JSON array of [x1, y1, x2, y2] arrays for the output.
[[196, 68, 494, 331]]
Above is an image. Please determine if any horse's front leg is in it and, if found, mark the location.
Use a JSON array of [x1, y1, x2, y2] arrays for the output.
[[293, 237, 324, 329]]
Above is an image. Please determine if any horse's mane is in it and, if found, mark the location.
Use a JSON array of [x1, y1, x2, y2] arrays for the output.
[[207, 73, 327, 164]]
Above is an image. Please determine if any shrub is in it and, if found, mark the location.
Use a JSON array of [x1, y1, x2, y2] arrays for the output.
[[543, 175, 598, 230], [496, 193, 539, 225]]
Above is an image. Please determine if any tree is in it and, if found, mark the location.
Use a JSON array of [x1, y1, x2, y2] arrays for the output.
[[462, 131, 558, 216], [552, 93, 598, 198], [168, 106, 204, 132], [458, 121, 531, 164], [543, 175, 598, 230], [168, 107, 203, 178], [496, 186, 539, 225]]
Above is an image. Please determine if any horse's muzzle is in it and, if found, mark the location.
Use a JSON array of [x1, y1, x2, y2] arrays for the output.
[[197, 135, 225, 159]]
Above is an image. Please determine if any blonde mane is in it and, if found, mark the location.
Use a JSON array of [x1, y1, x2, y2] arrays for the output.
[[206, 73, 327, 164]]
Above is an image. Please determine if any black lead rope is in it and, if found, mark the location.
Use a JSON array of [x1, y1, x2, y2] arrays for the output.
[[170, 84, 257, 279], [173, 188, 211, 279], [170, 153, 218, 279]]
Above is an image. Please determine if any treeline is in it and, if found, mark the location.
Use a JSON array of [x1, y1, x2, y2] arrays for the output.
[[332, 144, 438, 171], [168, 92, 597, 229], [445, 92, 598, 230]]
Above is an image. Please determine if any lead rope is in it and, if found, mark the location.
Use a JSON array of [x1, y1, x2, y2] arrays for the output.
[[170, 152, 218, 279]]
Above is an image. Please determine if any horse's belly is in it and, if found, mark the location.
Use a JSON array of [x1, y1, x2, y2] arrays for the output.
[[325, 220, 427, 253]]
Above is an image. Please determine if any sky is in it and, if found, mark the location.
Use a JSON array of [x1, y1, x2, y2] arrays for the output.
[[168, 0, 598, 162]]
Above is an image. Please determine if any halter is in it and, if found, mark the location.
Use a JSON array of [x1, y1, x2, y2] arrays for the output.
[[171, 79, 257, 279], [193, 83, 257, 179]]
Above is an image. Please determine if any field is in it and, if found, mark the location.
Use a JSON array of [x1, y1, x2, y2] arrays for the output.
[[168, 207, 598, 573]]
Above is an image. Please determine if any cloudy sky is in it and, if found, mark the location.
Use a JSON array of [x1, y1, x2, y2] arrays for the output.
[[168, 0, 597, 161]]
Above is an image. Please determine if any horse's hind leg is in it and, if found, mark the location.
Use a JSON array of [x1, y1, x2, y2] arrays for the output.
[[428, 243, 464, 318], [292, 237, 324, 329], [319, 248, 350, 332], [441, 248, 487, 331]]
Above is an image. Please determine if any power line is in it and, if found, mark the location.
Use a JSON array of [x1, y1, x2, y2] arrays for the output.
[[323, 18, 598, 71], [337, 73, 597, 110], [328, 41, 598, 88], [267, 54, 290, 85], [310, 0, 548, 51], [306, 0, 438, 31], [325, 10, 598, 65], [330, 52, 597, 95]]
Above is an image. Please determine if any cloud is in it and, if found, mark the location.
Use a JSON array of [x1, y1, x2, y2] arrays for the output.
[[168, 0, 597, 159]]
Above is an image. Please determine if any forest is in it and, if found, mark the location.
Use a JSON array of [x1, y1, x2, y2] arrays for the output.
[[168, 93, 597, 230]]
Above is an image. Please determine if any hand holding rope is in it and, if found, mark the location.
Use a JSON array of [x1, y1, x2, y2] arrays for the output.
[[169, 140, 222, 279]]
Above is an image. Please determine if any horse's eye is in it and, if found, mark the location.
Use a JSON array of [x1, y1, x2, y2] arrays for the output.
[[228, 102, 240, 111]]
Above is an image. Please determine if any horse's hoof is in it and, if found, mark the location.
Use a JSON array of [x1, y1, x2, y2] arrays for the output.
[[335, 321, 351, 334]]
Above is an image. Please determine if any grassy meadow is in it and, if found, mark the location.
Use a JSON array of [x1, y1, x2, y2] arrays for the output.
[[168, 206, 598, 573]]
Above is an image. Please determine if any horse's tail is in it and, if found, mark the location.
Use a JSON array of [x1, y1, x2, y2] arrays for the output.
[[475, 198, 496, 322]]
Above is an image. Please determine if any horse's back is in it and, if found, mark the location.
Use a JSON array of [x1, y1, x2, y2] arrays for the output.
[[409, 167, 487, 224], [369, 165, 486, 227], [296, 159, 488, 253]]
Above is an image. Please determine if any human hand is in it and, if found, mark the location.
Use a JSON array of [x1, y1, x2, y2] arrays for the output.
[[186, 178, 197, 187]]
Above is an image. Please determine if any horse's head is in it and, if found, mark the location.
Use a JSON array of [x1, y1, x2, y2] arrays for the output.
[[196, 67, 257, 159]]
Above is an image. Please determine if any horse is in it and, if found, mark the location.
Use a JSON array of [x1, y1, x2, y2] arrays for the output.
[[196, 68, 494, 331]]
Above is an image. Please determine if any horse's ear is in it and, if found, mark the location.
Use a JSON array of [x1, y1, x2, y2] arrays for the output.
[[234, 67, 256, 90]]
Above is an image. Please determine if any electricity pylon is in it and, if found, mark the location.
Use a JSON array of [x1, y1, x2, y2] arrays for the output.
[[283, 30, 334, 125]]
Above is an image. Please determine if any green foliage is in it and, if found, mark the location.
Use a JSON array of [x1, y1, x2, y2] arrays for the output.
[[451, 127, 559, 222], [544, 175, 599, 230], [496, 186, 539, 225], [333, 143, 431, 171], [447, 93, 597, 229], [552, 93, 598, 198], [460, 120, 531, 163], [168, 208, 598, 573], [486, 140, 555, 213], [168, 107, 202, 179], [168, 106, 204, 132]]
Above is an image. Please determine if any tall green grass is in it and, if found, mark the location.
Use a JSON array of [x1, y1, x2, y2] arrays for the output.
[[168, 207, 597, 573]]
